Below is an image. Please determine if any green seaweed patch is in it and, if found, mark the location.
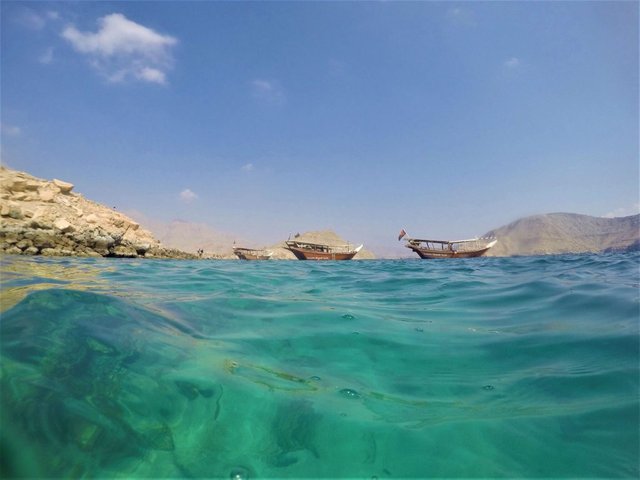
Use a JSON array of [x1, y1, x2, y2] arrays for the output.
[[224, 359, 318, 393], [368, 391, 429, 407]]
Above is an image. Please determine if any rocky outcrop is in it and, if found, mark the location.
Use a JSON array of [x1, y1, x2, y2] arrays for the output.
[[0, 167, 195, 258], [484, 213, 640, 256]]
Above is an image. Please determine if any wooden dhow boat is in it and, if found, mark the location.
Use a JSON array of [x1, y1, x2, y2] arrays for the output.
[[398, 229, 497, 259], [285, 240, 363, 260], [233, 247, 273, 260]]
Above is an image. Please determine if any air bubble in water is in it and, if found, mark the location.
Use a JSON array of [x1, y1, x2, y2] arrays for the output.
[[339, 388, 361, 399], [229, 467, 249, 480]]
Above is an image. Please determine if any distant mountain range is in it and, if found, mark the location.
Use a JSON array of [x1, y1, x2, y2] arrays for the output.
[[125, 217, 242, 257], [140, 212, 639, 259], [484, 213, 639, 257]]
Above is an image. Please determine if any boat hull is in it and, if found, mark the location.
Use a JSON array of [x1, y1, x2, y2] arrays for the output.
[[233, 249, 272, 260], [287, 246, 358, 261], [408, 245, 492, 259]]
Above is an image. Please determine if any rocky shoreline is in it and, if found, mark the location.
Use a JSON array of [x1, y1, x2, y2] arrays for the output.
[[0, 167, 196, 259]]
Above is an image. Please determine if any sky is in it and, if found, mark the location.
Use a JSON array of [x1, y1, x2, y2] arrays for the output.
[[1, 1, 638, 256]]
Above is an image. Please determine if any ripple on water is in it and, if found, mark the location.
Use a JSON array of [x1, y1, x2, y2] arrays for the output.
[[0, 254, 638, 478]]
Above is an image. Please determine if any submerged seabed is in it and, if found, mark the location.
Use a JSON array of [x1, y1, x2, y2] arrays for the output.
[[0, 254, 638, 478]]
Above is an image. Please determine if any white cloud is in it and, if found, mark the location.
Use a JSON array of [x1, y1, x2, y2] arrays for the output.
[[603, 203, 640, 218], [251, 79, 285, 105], [446, 7, 476, 26], [1, 123, 22, 136], [241, 163, 254, 172], [39, 47, 55, 65], [179, 189, 198, 203], [504, 57, 521, 69], [62, 13, 177, 85], [136, 67, 167, 85]]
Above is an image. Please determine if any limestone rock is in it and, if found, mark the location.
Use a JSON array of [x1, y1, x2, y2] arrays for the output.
[[53, 218, 74, 233], [53, 179, 74, 194], [7, 178, 28, 192], [38, 185, 60, 202], [8, 205, 24, 220], [112, 245, 137, 257], [0, 166, 194, 258]]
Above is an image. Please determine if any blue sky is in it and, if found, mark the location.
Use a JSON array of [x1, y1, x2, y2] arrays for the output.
[[2, 1, 638, 256]]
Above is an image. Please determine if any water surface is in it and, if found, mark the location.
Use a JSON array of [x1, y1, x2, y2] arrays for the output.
[[1, 254, 638, 478]]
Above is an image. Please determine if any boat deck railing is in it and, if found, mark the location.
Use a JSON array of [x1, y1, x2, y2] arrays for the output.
[[286, 241, 357, 254], [407, 237, 496, 252]]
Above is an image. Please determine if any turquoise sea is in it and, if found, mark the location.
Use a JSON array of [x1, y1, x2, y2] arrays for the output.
[[1, 254, 638, 478]]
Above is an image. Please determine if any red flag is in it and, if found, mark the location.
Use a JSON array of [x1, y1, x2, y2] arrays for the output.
[[398, 229, 406, 241]]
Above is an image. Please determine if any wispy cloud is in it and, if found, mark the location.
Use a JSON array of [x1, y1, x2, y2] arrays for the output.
[[446, 7, 476, 26], [250, 79, 285, 105], [179, 188, 198, 203], [504, 57, 521, 69], [1, 123, 22, 137], [603, 203, 640, 218], [13, 8, 60, 64], [241, 163, 254, 172], [39, 47, 55, 65], [62, 13, 177, 85], [15, 8, 58, 30]]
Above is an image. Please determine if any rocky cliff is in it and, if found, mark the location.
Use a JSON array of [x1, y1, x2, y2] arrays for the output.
[[484, 213, 640, 256], [0, 167, 194, 258]]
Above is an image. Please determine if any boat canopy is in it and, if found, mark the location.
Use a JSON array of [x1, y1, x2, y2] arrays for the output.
[[407, 238, 481, 245], [286, 240, 360, 253]]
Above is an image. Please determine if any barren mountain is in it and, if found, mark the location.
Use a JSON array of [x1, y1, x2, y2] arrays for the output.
[[484, 213, 639, 256], [132, 218, 241, 258]]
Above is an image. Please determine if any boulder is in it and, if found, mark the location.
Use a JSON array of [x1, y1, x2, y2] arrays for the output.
[[53, 218, 74, 233], [112, 245, 137, 257], [16, 239, 32, 250], [1, 232, 19, 244], [53, 179, 74, 194], [85, 214, 99, 224], [8, 206, 24, 220], [24, 180, 40, 191], [30, 233, 57, 249], [92, 234, 115, 250], [38, 185, 60, 202], [8, 179, 28, 192]]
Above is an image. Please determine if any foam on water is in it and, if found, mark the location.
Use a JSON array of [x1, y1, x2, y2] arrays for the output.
[[1, 254, 638, 478]]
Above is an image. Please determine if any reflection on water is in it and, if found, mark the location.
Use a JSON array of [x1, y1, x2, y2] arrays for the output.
[[0, 255, 638, 478], [1, 256, 115, 311]]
